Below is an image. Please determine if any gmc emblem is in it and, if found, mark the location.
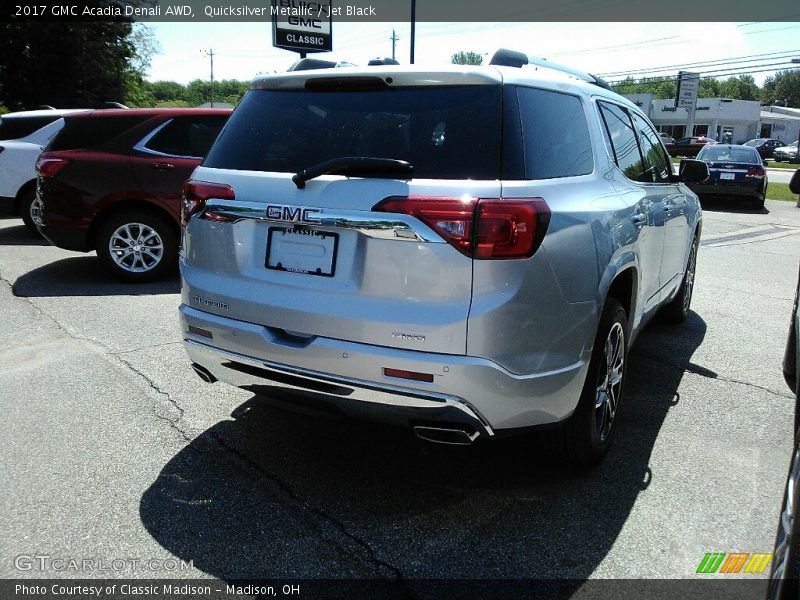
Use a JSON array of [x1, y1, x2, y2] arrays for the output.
[[265, 204, 321, 224]]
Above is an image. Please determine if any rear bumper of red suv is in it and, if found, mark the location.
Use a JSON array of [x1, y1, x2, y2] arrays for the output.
[[38, 223, 91, 252]]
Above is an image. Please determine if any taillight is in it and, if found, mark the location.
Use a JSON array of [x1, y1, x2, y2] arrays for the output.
[[373, 196, 550, 259], [181, 179, 235, 227], [745, 166, 766, 178], [36, 156, 69, 178]]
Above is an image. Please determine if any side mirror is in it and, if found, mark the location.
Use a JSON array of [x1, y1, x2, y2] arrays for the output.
[[679, 159, 709, 184], [790, 169, 800, 195]]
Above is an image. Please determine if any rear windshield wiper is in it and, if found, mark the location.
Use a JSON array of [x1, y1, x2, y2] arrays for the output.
[[292, 157, 413, 189]]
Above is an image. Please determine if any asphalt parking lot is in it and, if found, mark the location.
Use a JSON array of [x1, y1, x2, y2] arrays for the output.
[[1, 199, 799, 593]]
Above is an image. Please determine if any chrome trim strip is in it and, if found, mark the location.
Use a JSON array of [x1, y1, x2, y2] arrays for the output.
[[184, 339, 494, 435], [203, 200, 442, 242]]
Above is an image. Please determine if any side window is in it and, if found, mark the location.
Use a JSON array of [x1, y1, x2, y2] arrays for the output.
[[598, 101, 646, 181], [517, 87, 593, 179], [631, 113, 672, 183], [144, 116, 228, 158]]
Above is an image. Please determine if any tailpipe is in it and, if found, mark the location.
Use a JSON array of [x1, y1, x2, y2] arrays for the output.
[[413, 425, 480, 446], [191, 363, 217, 384]]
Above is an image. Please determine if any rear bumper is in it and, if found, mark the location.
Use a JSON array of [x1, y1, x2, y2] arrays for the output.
[[689, 181, 764, 200], [38, 223, 90, 252], [179, 305, 589, 434]]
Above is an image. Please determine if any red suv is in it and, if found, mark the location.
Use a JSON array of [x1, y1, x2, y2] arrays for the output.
[[36, 108, 232, 281]]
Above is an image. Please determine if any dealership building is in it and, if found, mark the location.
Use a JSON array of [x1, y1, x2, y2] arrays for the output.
[[624, 94, 800, 145]]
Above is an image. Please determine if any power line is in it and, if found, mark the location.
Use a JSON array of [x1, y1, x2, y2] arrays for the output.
[[598, 50, 800, 77], [608, 64, 800, 88]]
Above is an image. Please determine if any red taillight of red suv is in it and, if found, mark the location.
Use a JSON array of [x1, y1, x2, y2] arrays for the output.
[[745, 166, 766, 179], [373, 196, 550, 259], [181, 180, 235, 227], [36, 156, 69, 178]]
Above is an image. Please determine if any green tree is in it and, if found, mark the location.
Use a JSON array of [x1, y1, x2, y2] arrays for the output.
[[0, 22, 133, 109], [718, 75, 758, 101], [451, 51, 483, 66], [760, 70, 800, 107], [150, 81, 187, 103], [698, 77, 720, 98]]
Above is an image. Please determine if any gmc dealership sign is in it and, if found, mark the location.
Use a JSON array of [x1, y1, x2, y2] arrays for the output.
[[271, 0, 332, 54]]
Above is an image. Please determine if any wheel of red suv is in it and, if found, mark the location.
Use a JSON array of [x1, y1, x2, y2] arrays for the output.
[[661, 235, 699, 324], [20, 189, 43, 235], [95, 210, 177, 282], [546, 298, 628, 466]]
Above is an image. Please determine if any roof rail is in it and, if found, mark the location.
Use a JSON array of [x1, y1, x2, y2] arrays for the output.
[[489, 48, 611, 90], [287, 58, 356, 72], [367, 57, 400, 66]]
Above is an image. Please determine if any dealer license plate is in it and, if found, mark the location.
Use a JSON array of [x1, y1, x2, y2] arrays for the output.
[[266, 227, 338, 277]]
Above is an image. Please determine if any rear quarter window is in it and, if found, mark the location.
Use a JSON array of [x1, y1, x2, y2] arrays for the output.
[[204, 85, 502, 180], [516, 87, 593, 179]]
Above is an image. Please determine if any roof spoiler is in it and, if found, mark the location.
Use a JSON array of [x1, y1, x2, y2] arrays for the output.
[[489, 48, 611, 90]]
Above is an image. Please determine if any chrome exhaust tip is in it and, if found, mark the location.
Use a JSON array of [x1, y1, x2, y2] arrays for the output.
[[413, 425, 480, 446], [191, 363, 217, 384]]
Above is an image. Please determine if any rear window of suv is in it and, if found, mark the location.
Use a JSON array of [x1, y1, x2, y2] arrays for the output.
[[0, 116, 60, 140], [49, 115, 151, 151], [204, 86, 502, 180]]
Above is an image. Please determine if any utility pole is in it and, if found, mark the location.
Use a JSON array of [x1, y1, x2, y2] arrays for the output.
[[202, 48, 215, 107], [410, 0, 416, 64], [390, 29, 399, 61]]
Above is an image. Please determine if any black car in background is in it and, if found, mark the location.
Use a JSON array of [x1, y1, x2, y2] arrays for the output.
[[768, 169, 800, 600], [687, 144, 768, 209], [744, 138, 786, 160]]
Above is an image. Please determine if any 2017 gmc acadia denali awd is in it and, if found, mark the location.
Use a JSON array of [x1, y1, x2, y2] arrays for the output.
[[178, 50, 708, 465]]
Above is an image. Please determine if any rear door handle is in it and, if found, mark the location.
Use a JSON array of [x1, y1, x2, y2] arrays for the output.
[[631, 213, 647, 225], [150, 162, 175, 170]]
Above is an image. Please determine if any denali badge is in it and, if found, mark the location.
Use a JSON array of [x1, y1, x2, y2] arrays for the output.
[[392, 332, 425, 342], [265, 204, 321, 225], [193, 295, 229, 311]]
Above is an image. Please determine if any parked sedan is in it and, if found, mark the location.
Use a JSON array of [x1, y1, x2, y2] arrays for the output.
[[688, 144, 767, 208], [768, 169, 800, 600], [664, 136, 717, 158], [774, 142, 799, 164], [744, 138, 786, 160], [37, 107, 231, 281]]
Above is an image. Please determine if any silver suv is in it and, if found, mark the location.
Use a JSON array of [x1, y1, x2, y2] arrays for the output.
[[179, 50, 707, 465]]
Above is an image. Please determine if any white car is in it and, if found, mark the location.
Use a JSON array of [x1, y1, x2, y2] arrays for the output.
[[0, 109, 88, 232]]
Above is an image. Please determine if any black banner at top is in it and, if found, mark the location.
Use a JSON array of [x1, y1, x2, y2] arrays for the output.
[[3, 0, 800, 22]]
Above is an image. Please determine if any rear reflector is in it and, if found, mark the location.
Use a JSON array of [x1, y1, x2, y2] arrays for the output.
[[181, 180, 235, 226], [383, 368, 435, 383], [36, 156, 69, 178], [188, 325, 213, 339], [373, 196, 550, 259]]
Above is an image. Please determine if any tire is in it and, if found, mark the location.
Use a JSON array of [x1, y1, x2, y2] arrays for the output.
[[95, 210, 177, 282], [753, 193, 766, 210], [19, 188, 43, 235], [545, 298, 628, 466], [661, 235, 699, 324]]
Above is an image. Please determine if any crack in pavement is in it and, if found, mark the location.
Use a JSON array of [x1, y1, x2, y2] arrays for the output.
[[1, 272, 192, 443], [115, 353, 192, 443], [637, 350, 793, 400], [209, 431, 415, 596]]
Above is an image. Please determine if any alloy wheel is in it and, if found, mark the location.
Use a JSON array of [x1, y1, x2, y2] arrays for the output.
[[595, 321, 625, 443], [682, 242, 698, 314], [108, 222, 164, 273]]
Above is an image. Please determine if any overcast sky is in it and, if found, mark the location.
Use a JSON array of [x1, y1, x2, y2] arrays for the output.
[[146, 21, 800, 85]]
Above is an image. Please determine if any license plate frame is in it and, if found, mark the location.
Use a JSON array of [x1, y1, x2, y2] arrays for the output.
[[266, 227, 339, 277]]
